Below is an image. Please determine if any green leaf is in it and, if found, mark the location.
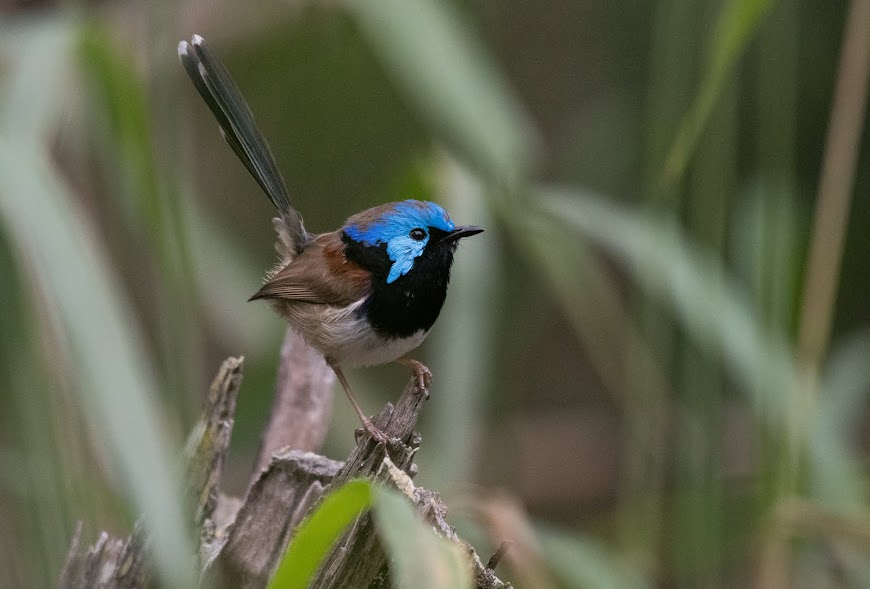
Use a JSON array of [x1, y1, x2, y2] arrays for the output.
[[663, 0, 775, 184], [809, 328, 870, 509], [373, 486, 472, 589], [507, 208, 670, 400], [537, 524, 648, 589], [268, 479, 374, 589], [537, 187, 864, 513], [348, 0, 537, 185], [269, 466, 472, 589], [541, 187, 793, 424], [78, 25, 160, 225], [186, 201, 280, 352], [0, 23, 194, 584], [0, 20, 72, 145], [820, 328, 870, 435], [79, 24, 201, 422], [424, 158, 500, 485]]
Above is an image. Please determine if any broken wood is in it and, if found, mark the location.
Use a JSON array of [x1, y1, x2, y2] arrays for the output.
[[58, 331, 511, 589], [253, 328, 335, 477]]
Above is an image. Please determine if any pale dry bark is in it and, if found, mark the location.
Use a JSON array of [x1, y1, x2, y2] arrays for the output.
[[253, 328, 335, 476], [58, 331, 511, 589]]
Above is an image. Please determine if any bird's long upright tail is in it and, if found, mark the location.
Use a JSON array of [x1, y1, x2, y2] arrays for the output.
[[178, 34, 308, 258]]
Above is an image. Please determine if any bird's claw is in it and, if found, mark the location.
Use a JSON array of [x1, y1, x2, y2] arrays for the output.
[[416, 365, 433, 390], [399, 358, 432, 391], [369, 428, 391, 446], [355, 421, 395, 447]]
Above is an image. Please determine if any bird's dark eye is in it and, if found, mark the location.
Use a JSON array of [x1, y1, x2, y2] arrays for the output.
[[409, 228, 426, 241]]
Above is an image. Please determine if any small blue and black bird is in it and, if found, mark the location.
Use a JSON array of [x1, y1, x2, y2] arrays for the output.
[[178, 35, 483, 443]]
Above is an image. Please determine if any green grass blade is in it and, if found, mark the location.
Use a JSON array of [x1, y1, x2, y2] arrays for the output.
[[186, 198, 279, 352], [78, 25, 160, 222], [537, 523, 648, 589], [541, 187, 793, 423], [663, 0, 775, 184], [810, 328, 870, 509], [537, 188, 865, 513], [373, 486, 472, 589], [79, 24, 201, 423], [506, 208, 671, 402], [0, 21, 72, 145], [0, 21, 194, 586], [820, 329, 870, 434], [268, 479, 374, 589], [0, 142, 194, 588], [348, 0, 537, 185], [424, 158, 499, 486]]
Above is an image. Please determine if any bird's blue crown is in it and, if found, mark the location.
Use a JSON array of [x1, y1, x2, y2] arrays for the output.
[[343, 200, 455, 284]]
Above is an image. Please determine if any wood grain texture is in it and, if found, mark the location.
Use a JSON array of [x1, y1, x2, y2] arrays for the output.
[[59, 357, 244, 589], [213, 451, 342, 588], [58, 357, 511, 589], [253, 328, 335, 478], [309, 379, 425, 589]]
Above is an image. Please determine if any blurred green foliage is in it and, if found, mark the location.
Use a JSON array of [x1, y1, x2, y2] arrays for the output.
[[268, 479, 374, 589], [1, 0, 869, 587], [268, 476, 471, 589]]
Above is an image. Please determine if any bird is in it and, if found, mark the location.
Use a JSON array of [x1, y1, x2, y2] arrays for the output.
[[177, 34, 483, 444]]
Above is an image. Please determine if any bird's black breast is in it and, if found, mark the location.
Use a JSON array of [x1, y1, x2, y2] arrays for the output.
[[342, 233, 455, 339]]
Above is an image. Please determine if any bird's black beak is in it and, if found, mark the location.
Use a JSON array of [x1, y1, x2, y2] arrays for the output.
[[442, 225, 485, 242]]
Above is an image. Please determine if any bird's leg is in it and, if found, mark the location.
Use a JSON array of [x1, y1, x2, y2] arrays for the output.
[[395, 358, 432, 391], [329, 363, 390, 445]]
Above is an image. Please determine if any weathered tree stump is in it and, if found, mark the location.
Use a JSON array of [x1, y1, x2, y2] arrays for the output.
[[58, 329, 511, 589]]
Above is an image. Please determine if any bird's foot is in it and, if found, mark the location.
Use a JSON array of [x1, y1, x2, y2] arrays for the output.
[[331, 362, 398, 447], [355, 417, 393, 447], [397, 358, 432, 391]]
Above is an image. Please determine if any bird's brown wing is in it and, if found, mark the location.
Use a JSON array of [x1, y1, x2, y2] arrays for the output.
[[249, 233, 371, 305]]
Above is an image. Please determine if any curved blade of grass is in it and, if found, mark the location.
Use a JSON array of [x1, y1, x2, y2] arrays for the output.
[[187, 199, 279, 352], [796, 0, 870, 379], [268, 479, 373, 589], [538, 188, 863, 510], [0, 21, 193, 586], [541, 187, 792, 423], [424, 157, 499, 486], [819, 328, 870, 435], [810, 328, 870, 509], [0, 21, 72, 145], [663, 0, 775, 184], [505, 208, 671, 404], [347, 0, 537, 185], [537, 523, 648, 589], [0, 128, 196, 588], [78, 25, 160, 224], [79, 24, 201, 423], [373, 486, 472, 589], [730, 183, 802, 334]]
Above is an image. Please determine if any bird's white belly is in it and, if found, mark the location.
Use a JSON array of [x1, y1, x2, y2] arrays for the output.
[[279, 298, 429, 367]]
